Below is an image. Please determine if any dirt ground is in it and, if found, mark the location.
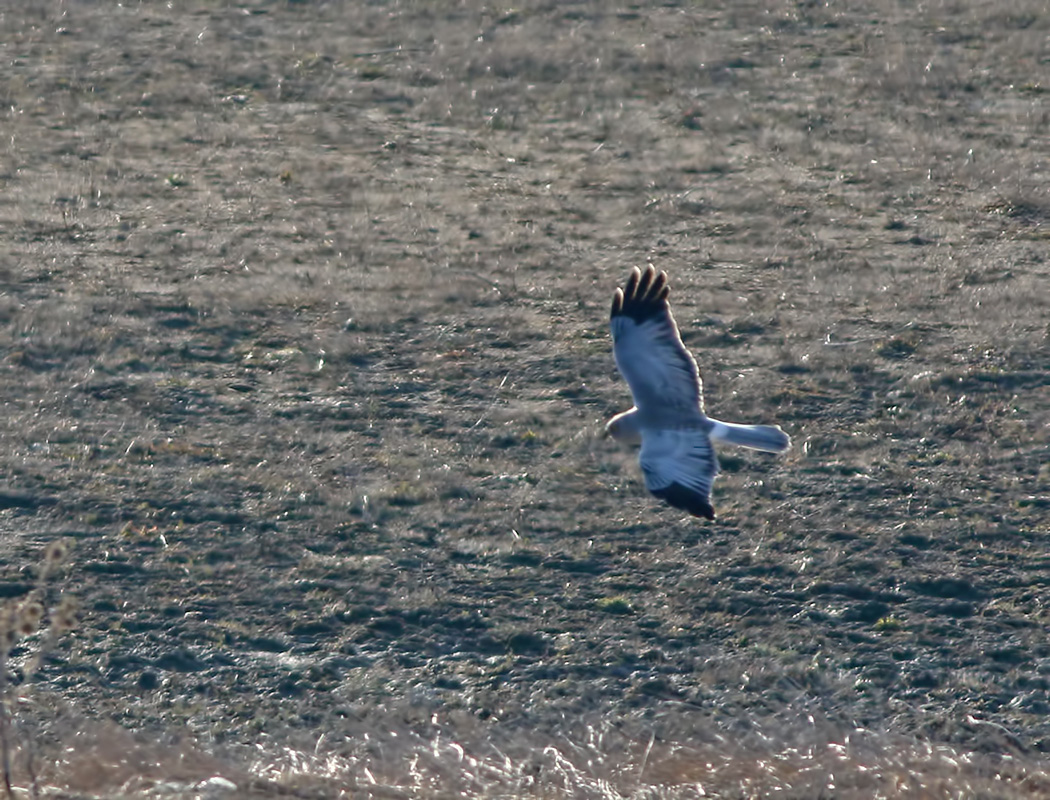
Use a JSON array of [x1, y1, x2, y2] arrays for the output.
[[1, 0, 1048, 796]]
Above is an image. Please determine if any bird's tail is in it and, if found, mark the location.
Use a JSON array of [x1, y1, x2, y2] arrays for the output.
[[709, 419, 790, 453]]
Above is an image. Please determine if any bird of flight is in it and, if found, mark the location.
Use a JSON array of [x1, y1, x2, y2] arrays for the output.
[[606, 266, 790, 519]]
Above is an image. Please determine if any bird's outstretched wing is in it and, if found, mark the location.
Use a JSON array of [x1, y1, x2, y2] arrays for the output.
[[639, 428, 719, 520], [610, 266, 703, 416]]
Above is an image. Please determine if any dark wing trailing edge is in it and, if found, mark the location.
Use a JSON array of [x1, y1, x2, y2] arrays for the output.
[[650, 483, 716, 521], [639, 428, 719, 520]]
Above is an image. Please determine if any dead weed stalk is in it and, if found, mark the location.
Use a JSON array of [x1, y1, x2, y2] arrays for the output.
[[0, 540, 76, 799]]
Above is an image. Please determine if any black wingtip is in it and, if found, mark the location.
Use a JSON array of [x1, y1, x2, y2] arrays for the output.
[[650, 483, 715, 520], [611, 266, 671, 324]]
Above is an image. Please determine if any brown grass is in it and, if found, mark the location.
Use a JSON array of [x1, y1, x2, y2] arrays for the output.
[[0, 0, 1048, 797], [7, 704, 1050, 799]]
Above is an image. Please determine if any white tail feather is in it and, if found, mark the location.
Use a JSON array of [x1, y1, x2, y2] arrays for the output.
[[709, 419, 790, 453]]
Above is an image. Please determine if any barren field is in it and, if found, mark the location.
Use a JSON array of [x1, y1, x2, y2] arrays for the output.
[[1, 0, 1049, 796]]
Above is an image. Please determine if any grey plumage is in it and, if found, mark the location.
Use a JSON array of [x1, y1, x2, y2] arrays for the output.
[[606, 266, 790, 519]]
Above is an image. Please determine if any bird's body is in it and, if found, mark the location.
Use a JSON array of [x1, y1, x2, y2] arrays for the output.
[[606, 266, 789, 519]]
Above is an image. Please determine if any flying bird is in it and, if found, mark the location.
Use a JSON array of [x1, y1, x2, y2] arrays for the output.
[[606, 266, 790, 519]]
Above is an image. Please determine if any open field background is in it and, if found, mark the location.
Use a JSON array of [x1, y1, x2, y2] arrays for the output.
[[0, 0, 1048, 796]]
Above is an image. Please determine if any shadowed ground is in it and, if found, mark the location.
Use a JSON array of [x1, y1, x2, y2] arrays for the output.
[[0, 1, 1048, 796]]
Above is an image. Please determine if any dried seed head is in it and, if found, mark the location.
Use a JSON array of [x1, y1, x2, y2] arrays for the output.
[[53, 594, 79, 633], [44, 539, 71, 566], [53, 616, 75, 634], [21, 601, 44, 624], [0, 626, 19, 650], [17, 601, 44, 634]]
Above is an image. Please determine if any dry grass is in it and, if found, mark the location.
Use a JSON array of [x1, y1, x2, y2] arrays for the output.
[[7, 704, 1050, 799], [0, 0, 1048, 797]]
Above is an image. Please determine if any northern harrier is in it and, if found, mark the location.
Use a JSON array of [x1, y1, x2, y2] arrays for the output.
[[606, 266, 789, 519]]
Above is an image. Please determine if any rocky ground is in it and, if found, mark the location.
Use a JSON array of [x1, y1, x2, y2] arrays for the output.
[[0, 1, 1048, 796]]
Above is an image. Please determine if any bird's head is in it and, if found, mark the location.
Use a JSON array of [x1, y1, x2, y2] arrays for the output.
[[604, 412, 642, 445]]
